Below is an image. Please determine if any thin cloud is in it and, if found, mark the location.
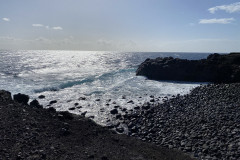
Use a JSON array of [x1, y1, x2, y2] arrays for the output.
[[209, 2, 240, 14], [32, 24, 63, 30], [199, 18, 235, 24], [32, 24, 44, 27], [2, 18, 10, 22], [52, 26, 63, 30]]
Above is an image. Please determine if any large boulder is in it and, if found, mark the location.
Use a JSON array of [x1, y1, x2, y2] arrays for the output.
[[13, 93, 29, 105], [0, 90, 12, 102], [136, 53, 240, 83]]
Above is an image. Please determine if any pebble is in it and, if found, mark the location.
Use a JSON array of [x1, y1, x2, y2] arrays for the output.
[[110, 83, 240, 160]]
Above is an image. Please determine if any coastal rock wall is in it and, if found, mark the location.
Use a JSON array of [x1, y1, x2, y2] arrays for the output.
[[136, 53, 240, 83]]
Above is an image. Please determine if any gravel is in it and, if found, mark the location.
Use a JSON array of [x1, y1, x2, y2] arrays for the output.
[[111, 83, 240, 160], [0, 90, 192, 160]]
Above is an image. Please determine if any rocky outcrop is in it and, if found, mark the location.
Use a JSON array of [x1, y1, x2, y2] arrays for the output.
[[136, 53, 240, 83], [13, 93, 29, 105]]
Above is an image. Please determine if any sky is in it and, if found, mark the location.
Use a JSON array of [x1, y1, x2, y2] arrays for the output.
[[0, 0, 240, 52]]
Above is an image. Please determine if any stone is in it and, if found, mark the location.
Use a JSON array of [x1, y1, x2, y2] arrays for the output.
[[13, 93, 29, 105], [38, 95, 45, 99], [0, 90, 12, 102], [30, 99, 42, 108], [116, 114, 121, 119], [81, 111, 87, 117], [79, 97, 86, 100], [110, 109, 118, 115], [49, 100, 57, 105], [116, 127, 124, 133], [127, 100, 134, 104]]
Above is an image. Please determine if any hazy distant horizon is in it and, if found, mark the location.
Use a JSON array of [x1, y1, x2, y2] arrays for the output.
[[1, 0, 240, 52]]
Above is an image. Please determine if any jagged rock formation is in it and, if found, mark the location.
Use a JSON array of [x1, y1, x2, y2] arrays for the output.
[[136, 53, 240, 83]]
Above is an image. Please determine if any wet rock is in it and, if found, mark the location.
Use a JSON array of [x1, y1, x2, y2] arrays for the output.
[[134, 106, 140, 110], [150, 99, 155, 102], [110, 109, 118, 115], [116, 127, 124, 133], [38, 95, 45, 99], [79, 97, 86, 100], [49, 100, 57, 105], [127, 100, 134, 104], [0, 90, 12, 102], [122, 108, 127, 112], [81, 111, 87, 117], [30, 99, 42, 108], [116, 114, 121, 119], [122, 95, 126, 99], [13, 93, 29, 105], [114, 105, 120, 109]]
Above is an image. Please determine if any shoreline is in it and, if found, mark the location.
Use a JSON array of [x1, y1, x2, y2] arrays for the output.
[[1, 82, 240, 159], [109, 83, 240, 159], [0, 90, 192, 160]]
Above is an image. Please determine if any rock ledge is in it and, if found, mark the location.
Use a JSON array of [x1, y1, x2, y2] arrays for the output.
[[136, 53, 240, 83]]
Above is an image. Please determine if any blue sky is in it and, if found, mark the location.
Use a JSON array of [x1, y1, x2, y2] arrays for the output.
[[0, 0, 240, 52]]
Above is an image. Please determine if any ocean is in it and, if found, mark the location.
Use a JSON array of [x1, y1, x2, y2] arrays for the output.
[[0, 50, 210, 125]]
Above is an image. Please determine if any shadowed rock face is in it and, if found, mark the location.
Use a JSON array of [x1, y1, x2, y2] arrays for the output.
[[136, 53, 240, 83]]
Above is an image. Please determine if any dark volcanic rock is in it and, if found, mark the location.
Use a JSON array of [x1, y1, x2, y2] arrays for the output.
[[30, 99, 42, 108], [0, 90, 12, 102], [136, 53, 240, 83], [13, 93, 29, 105], [0, 90, 192, 160], [49, 100, 57, 105], [110, 109, 118, 115], [116, 83, 240, 160], [38, 95, 45, 99]]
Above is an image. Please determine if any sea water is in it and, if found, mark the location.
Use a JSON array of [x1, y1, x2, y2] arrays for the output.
[[0, 50, 210, 125]]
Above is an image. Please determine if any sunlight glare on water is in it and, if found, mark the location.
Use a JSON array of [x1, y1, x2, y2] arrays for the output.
[[0, 50, 210, 125]]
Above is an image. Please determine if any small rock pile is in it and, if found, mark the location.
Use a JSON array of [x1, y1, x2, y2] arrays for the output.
[[111, 83, 240, 160]]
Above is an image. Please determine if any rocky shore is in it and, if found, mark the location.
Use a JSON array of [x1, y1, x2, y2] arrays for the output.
[[109, 83, 240, 160], [136, 53, 240, 83], [0, 90, 191, 160]]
